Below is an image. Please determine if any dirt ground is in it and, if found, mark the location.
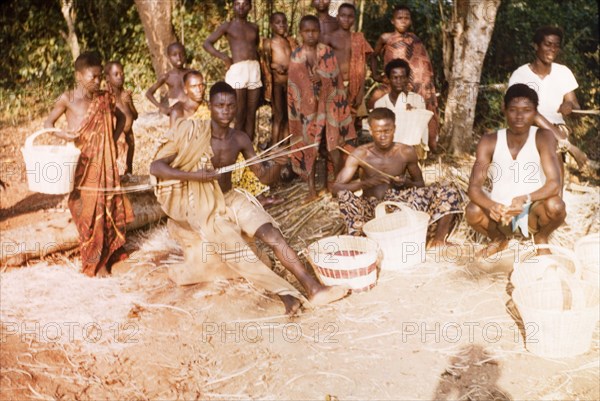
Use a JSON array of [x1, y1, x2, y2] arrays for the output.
[[1, 112, 599, 400]]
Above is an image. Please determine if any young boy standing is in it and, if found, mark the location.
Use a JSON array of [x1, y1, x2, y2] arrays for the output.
[[312, 0, 339, 39], [203, 0, 262, 142], [105, 61, 138, 175], [44, 52, 133, 277], [288, 15, 355, 202], [322, 3, 373, 128], [145, 42, 191, 115], [371, 5, 439, 151], [260, 12, 298, 147]]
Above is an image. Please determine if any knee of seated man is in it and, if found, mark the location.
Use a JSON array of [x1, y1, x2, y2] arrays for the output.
[[255, 223, 283, 244], [543, 196, 566, 219], [465, 202, 483, 224]]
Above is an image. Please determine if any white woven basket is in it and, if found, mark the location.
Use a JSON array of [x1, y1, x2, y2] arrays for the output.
[[393, 109, 433, 145], [363, 201, 429, 271], [574, 233, 600, 287], [307, 235, 380, 293], [513, 276, 599, 358], [21, 128, 80, 194], [511, 244, 582, 289]]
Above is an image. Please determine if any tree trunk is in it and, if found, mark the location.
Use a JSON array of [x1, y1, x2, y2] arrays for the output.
[[443, 0, 501, 156], [134, 0, 177, 79], [60, 0, 80, 61]]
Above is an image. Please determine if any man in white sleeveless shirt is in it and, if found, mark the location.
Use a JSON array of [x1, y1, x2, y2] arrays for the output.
[[466, 84, 565, 256]]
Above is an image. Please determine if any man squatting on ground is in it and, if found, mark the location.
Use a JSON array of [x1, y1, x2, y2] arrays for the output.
[[466, 84, 566, 256]]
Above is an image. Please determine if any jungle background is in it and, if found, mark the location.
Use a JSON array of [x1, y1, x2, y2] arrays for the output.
[[0, 0, 598, 157], [1, 2, 599, 399]]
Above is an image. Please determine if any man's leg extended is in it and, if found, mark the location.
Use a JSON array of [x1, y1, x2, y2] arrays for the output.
[[254, 223, 348, 305]]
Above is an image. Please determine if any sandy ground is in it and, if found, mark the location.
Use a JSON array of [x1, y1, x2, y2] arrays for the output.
[[1, 112, 599, 400]]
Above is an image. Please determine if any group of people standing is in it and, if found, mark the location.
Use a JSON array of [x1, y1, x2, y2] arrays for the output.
[[42, 0, 588, 314]]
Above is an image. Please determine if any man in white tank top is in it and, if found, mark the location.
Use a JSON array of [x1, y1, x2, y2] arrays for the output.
[[466, 84, 565, 256]]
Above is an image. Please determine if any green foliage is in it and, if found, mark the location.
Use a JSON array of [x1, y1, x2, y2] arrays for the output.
[[0, 0, 598, 147], [171, 0, 229, 86], [75, 0, 154, 90], [0, 0, 73, 125]]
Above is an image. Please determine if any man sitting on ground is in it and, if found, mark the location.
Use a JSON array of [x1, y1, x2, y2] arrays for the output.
[[332, 108, 462, 248], [466, 84, 565, 256], [150, 82, 348, 315]]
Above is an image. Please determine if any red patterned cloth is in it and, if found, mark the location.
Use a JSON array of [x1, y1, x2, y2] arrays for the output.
[[288, 44, 355, 179], [69, 92, 133, 276], [347, 32, 373, 108]]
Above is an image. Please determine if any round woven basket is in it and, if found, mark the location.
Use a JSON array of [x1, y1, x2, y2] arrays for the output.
[[513, 277, 599, 358], [511, 244, 582, 289], [574, 233, 600, 287], [307, 235, 380, 293], [363, 201, 429, 271]]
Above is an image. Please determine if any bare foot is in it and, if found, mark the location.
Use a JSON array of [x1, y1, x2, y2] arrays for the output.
[[475, 239, 509, 260], [279, 295, 302, 316], [308, 285, 349, 306], [96, 265, 111, 277], [303, 192, 319, 204]]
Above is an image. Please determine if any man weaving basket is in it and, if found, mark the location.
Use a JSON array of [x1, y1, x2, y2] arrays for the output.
[[466, 84, 566, 257], [150, 82, 348, 315], [331, 108, 463, 248]]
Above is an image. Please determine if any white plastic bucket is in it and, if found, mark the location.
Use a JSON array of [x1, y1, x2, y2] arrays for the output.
[[307, 235, 380, 293], [21, 128, 81, 194], [393, 109, 433, 145], [363, 201, 429, 271]]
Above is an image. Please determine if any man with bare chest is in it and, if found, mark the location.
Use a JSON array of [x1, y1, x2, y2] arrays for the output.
[[151, 82, 348, 315], [322, 3, 373, 124], [204, 0, 262, 142], [312, 0, 339, 40], [260, 12, 298, 147], [105, 61, 138, 175], [332, 108, 462, 248], [44, 52, 132, 277], [169, 70, 210, 127]]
